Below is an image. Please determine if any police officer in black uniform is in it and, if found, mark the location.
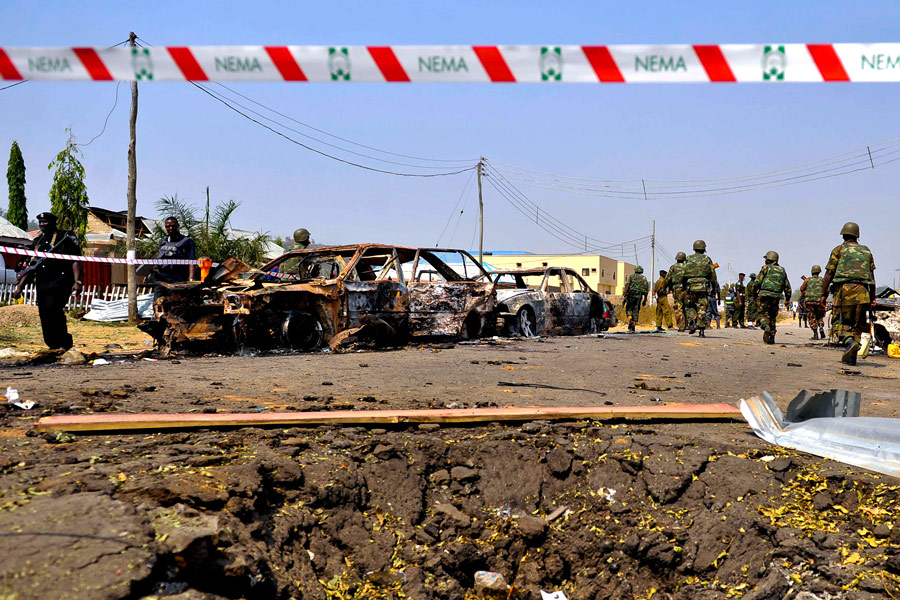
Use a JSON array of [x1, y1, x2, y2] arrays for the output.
[[16, 212, 82, 349]]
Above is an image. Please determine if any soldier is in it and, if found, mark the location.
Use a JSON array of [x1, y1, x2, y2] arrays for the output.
[[723, 286, 736, 327], [623, 265, 649, 333], [733, 273, 747, 327], [820, 222, 876, 365], [653, 269, 674, 332], [682, 240, 717, 337], [665, 252, 687, 331], [746, 273, 759, 327], [800, 265, 827, 340], [755, 251, 792, 345], [293, 228, 311, 249]]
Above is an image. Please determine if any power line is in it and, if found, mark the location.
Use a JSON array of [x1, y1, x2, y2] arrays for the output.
[[76, 81, 122, 147], [0, 81, 27, 92], [197, 83, 471, 170], [436, 169, 475, 246], [209, 82, 475, 164], [190, 82, 476, 178]]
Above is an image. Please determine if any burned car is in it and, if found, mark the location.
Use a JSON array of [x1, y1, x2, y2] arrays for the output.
[[143, 245, 497, 354], [485, 267, 616, 336]]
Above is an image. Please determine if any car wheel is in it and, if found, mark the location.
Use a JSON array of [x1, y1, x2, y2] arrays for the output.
[[516, 307, 536, 337], [282, 311, 325, 350]]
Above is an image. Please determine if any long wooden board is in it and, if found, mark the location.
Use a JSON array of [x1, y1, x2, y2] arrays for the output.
[[33, 403, 742, 433]]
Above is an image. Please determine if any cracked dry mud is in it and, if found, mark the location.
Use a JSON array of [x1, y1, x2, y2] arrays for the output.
[[1, 322, 899, 599]]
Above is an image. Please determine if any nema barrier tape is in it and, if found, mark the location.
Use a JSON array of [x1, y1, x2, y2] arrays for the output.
[[2, 44, 899, 83], [0, 245, 199, 265]]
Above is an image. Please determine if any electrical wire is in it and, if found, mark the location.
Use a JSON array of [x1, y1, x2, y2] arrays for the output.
[[0, 81, 26, 92], [197, 82, 470, 170], [190, 82, 476, 178], [436, 170, 475, 246], [76, 81, 122, 147], [209, 81, 475, 164]]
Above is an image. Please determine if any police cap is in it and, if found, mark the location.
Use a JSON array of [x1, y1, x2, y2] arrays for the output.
[[36, 212, 57, 223]]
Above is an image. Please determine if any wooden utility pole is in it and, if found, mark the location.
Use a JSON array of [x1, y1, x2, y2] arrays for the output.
[[477, 158, 484, 265], [126, 32, 139, 323]]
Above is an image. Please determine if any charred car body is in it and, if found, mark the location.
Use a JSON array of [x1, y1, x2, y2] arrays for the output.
[[486, 267, 616, 336], [142, 245, 497, 354]]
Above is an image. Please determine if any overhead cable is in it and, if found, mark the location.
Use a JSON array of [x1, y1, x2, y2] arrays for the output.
[[190, 82, 476, 178]]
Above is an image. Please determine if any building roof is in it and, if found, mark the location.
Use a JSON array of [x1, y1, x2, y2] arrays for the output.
[[0, 216, 31, 241]]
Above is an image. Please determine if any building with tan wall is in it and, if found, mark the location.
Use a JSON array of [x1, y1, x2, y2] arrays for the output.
[[483, 253, 635, 295]]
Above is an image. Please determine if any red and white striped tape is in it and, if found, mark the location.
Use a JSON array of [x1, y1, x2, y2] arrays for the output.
[[0, 245, 199, 265], [2, 44, 899, 83]]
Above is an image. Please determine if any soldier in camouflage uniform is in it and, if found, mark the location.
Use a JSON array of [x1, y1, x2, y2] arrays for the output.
[[665, 252, 687, 331], [682, 240, 717, 337], [623, 266, 649, 332], [653, 270, 674, 331], [746, 273, 759, 327], [799, 265, 827, 340], [820, 222, 876, 365], [754, 251, 792, 345], [733, 273, 747, 327], [623, 266, 649, 333]]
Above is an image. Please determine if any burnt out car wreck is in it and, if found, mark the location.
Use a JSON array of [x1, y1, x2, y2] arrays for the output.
[[485, 267, 616, 336], [141, 245, 497, 355]]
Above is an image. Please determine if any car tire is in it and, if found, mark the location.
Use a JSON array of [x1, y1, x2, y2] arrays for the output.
[[282, 311, 325, 350], [516, 307, 536, 337]]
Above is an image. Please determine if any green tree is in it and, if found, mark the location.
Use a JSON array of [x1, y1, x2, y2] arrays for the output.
[[47, 130, 89, 242], [135, 193, 272, 266], [6, 140, 27, 230]]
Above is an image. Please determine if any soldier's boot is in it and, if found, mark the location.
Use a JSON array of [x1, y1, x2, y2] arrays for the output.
[[811, 329, 819, 340], [698, 329, 705, 338], [655, 326, 664, 332], [819, 327, 826, 339], [628, 319, 635, 333], [842, 340, 860, 366]]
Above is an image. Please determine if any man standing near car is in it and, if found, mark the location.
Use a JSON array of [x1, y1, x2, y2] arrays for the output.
[[152, 217, 197, 300]]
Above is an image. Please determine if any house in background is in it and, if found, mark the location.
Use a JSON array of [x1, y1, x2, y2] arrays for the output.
[[0, 216, 33, 284], [84, 207, 155, 286], [482, 251, 635, 295]]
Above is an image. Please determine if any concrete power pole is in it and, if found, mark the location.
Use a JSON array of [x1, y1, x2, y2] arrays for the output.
[[126, 32, 139, 323], [477, 158, 484, 265], [650, 220, 655, 305]]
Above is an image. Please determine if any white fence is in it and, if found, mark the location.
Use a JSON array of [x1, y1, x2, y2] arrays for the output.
[[0, 283, 152, 311]]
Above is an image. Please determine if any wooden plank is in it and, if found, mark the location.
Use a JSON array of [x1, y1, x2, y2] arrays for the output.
[[33, 403, 743, 433]]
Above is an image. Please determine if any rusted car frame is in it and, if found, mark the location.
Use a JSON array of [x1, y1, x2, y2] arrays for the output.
[[485, 267, 614, 336], [142, 244, 496, 354]]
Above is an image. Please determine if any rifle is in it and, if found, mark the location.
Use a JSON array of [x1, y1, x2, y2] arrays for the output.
[[13, 234, 76, 298]]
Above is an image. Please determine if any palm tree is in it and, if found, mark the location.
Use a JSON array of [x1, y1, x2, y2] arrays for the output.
[[135, 194, 272, 266]]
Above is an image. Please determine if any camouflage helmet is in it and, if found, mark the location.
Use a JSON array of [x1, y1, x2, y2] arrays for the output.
[[675, 251, 686, 261], [749, 273, 757, 279], [293, 228, 311, 245], [840, 222, 860, 238], [811, 265, 822, 275], [764, 250, 779, 262], [693, 240, 706, 251], [634, 265, 644, 274]]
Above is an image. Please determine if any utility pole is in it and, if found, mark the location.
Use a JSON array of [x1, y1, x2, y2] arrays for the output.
[[477, 158, 484, 265], [126, 32, 139, 323], [650, 220, 655, 305], [633, 244, 638, 266]]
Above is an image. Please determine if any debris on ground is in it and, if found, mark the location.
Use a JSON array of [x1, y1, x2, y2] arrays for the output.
[[741, 390, 900, 477]]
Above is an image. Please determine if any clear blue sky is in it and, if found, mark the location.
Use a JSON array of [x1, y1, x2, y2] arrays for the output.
[[2, 1, 898, 286]]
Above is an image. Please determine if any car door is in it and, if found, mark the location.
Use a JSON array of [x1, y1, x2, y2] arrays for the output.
[[343, 246, 408, 332], [567, 270, 593, 329], [543, 268, 575, 331]]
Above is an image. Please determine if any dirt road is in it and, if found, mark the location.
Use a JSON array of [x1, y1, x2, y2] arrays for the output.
[[1, 321, 898, 599]]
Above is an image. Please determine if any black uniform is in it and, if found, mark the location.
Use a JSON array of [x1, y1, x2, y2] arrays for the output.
[[31, 229, 81, 350]]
